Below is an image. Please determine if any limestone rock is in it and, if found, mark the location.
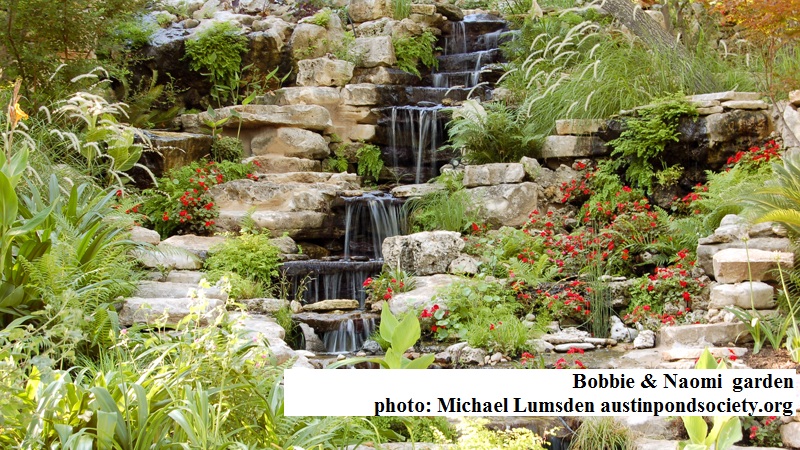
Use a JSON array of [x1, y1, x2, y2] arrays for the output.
[[712, 248, 793, 284], [781, 422, 800, 448], [388, 274, 463, 315], [216, 209, 331, 238], [130, 226, 160, 245], [688, 91, 761, 103], [270, 86, 342, 106], [435, 3, 464, 20], [383, 231, 465, 276], [354, 36, 396, 68], [342, 83, 380, 106], [250, 127, 329, 159], [661, 347, 747, 361], [289, 23, 328, 60], [782, 103, 800, 148], [542, 327, 591, 345], [351, 66, 417, 85], [519, 156, 541, 180], [211, 179, 339, 212], [302, 299, 360, 311], [240, 297, 289, 314], [163, 270, 205, 284], [709, 282, 775, 309], [298, 322, 326, 352], [448, 254, 480, 275], [269, 236, 299, 254], [467, 182, 538, 227], [135, 281, 227, 300], [721, 100, 768, 110], [696, 237, 792, 275], [245, 155, 323, 173], [555, 119, 606, 136], [554, 342, 595, 352], [704, 110, 772, 161], [790, 90, 800, 107], [442, 342, 486, 365], [633, 330, 656, 349], [697, 106, 724, 115], [390, 183, 446, 198], [660, 323, 753, 347], [296, 57, 355, 87], [183, 105, 333, 132], [349, 0, 393, 22], [610, 316, 636, 343], [462, 163, 525, 187], [140, 131, 213, 178], [120, 297, 223, 326], [540, 135, 607, 158], [161, 234, 227, 259]]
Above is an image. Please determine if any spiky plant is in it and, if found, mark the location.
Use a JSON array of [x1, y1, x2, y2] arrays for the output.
[[743, 149, 800, 237]]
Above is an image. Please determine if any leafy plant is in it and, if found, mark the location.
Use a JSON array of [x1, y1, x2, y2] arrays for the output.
[[743, 144, 800, 237], [606, 97, 697, 194], [183, 22, 249, 106], [678, 348, 743, 450], [204, 231, 282, 287], [392, 0, 411, 19], [307, 8, 333, 27], [405, 189, 481, 233], [356, 143, 384, 183], [445, 100, 532, 164], [211, 135, 243, 163], [393, 31, 439, 78], [363, 267, 416, 303], [328, 303, 435, 369]]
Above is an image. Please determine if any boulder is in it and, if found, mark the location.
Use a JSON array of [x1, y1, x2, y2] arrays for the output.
[[712, 248, 793, 284], [130, 226, 160, 245], [542, 328, 591, 345], [540, 135, 607, 159], [448, 254, 480, 275], [269, 235, 299, 254], [554, 342, 595, 352], [351, 66, 418, 85], [302, 299, 360, 311], [790, 90, 800, 107], [293, 311, 379, 333], [382, 231, 465, 276], [353, 36, 396, 68], [120, 297, 223, 326], [519, 156, 542, 180], [709, 281, 775, 309], [161, 234, 227, 259], [660, 323, 753, 347], [696, 237, 791, 276], [439, 342, 486, 366], [245, 155, 323, 173], [387, 274, 463, 315], [182, 105, 333, 132], [703, 110, 773, 164], [289, 23, 328, 60], [298, 322, 326, 352], [216, 209, 332, 238], [250, 127, 330, 159], [139, 131, 213, 179], [296, 57, 355, 87], [633, 330, 656, 349], [467, 182, 538, 227], [163, 270, 205, 284], [230, 312, 286, 340], [462, 163, 525, 187], [211, 179, 339, 212], [781, 422, 800, 448], [435, 3, 464, 21], [270, 86, 343, 106]]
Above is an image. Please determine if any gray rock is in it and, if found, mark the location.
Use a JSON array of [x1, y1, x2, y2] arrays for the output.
[[361, 339, 383, 354], [215, 209, 331, 239], [390, 183, 446, 198], [462, 163, 525, 187], [555, 119, 606, 136], [721, 100, 768, 110], [164, 270, 205, 284], [349, 0, 392, 22], [298, 322, 326, 352], [244, 155, 323, 173], [141, 131, 214, 178], [660, 323, 753, 347], [135, 281, 227, 300], [130, 226, 160, 245], [543, 327, 590, 345], [269, 236, 299, 254], [388, 274, 462, 315], [296, 57, 355, 87], [610, 316, 636, 343], [289, 23, 328, 60], [302, 299, 360, 311], [467, 182, 538, 228], [554, 342, 595, 352], [781, 422, 800, 448], [271, 86, 342, 106], [183, 105, 333, 132], [633, 329, 656, 349], [383, 231, 465, 276], [526, 339, 555, 353], [448, 254, 480, 276], [696, 237, 792, 275], [519, 156, 541, 180], [435, 3, 463, 20], [239, 297, 289, 314], [341, 83, 380, 106], [688, 91, 761, 103]]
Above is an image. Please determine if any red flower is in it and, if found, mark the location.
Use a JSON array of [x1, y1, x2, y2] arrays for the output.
[[204, 202, 214, 210], [115, 189, 123, 197], [647, 284, 654, 292], [622, 186, 632, 193], [682, 291, 691, 302], [362, 277, 373, 287], [162, 212, 169, 221], [471, 223, 480, 232], [567, 347, 585, 355], [643, 305, 651, 311], [489, 324, 495, 331], [432, 304, 439, 311], [383, 292, 392, 300]]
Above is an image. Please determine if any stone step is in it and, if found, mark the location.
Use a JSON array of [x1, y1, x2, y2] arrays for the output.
[[135, 280, 227, 301], [244, 155, 322, 173], [210, 178, 344, 213], [256, 171, 360, 186], [120, 297, 224, 327], [712, 248, 793, 284], [216, 209, 336, 239], [709, 281, 775, 310], [180, 104, 333, 133], [134, 235, 228, 270]]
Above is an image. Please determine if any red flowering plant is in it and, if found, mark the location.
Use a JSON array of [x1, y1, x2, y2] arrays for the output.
[[554, 347, 588, 369], [513, 351, 544, 369], [362, 267, 415, 304], [139, 159, 258, 238], [419, 303, 452, 340], [741, 416, 782, 447], [528, 280, 593, 323]]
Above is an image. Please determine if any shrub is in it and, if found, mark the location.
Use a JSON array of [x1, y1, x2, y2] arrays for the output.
[[307, 8, 332, 27], [183, 22, 249, 105], [204, 231, 282, 286], [465, 313, 530, 356], [445, 100, 532, 164], [570, 417, 636, 450], [356, 143, 384, 182], [211, 135, 244, 163], [405, 190, 480, 233], [393, 31, 439, 78]]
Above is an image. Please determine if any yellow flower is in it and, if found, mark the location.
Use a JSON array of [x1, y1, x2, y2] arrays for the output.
[[13, 103, 27, 121]]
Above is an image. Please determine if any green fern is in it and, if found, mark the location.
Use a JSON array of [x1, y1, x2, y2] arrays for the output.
[[393, 31, 439, 78], [744, 151, 800, 237]]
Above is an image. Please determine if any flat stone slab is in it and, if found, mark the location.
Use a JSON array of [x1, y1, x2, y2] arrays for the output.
[[540, 135, 607, 158], [542, 328, 591, 345], [216, 209, 330, 238], [555, 119, 606, 135], [390, 183, 446, 198], [230, 312, 285, 340], [182, 104, 333, 131], [721, 100, 768, 110], [130, 226, 160, 245], [120, 297, 223, 326], [709, 281, 775, 309], [164, 270, 205, 284], [688, 91, 761, 103], [133, 248, 202, 270], [661, 346, 748, 361], [239, 297, 289, 314], [135, 281, 227, 300], [713, 248, 793, 283], [258, 172, 360, 186], [660, 323, 753, 347], [302, 299, 360, 312], [554, 342, 596, 352], [246, 155, 323, 173]]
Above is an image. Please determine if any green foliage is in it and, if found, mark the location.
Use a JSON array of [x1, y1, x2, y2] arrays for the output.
[[356, 143, 384, 183], [324, 146, 350, 173], [444, 418, 549, 449], [679, 349, 743, 450], [465, 313, 530, 355], [111, 18, 157, 49], [183, 22, 249, 106], [328, 303, 435, 369], [204, 232, 282, 286], [392, 0, 411, 19], [570, 417, 636, 450], [606, 97, 697, 194], [363, 267, 416, 303], [333, 31, 362, 65], [445, 100, 532, 164], [368, 416, 456, 443], [211, 135, 243, 163], [307, 8, 333, 26], [393, 31, 439, 78], [743, 147, 800, 237], [405, 190, 480, 233]]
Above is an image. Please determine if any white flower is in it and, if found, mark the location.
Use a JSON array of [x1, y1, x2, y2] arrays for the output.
[[751, 317, 759, 328]]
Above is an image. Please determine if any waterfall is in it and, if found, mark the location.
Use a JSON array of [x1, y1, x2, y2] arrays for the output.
[[283, 260, 383, 307], [387, 105, 446, 184], [343, 192, 407, 260], [322, 317, 377, 353], [444, 21, 467, 55]]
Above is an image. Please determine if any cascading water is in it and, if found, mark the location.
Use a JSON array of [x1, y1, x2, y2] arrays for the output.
[[322, 316, 377, 353], [388, 106, 447, 184], [344, 192, 407, 260]]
